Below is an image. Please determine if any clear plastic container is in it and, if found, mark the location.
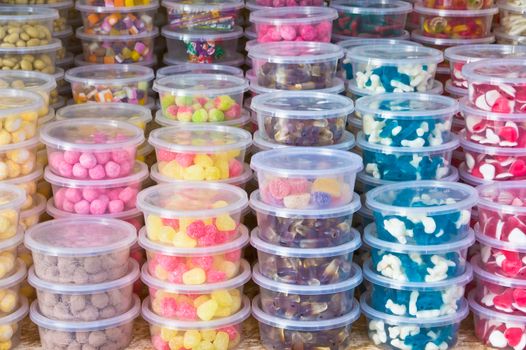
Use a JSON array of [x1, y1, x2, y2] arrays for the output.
[[445, 44, 526, 89], [357, 132, 458, 181], [143, 259, 249, 321], [29, 259, 139, 321], [331, 0, 412, 38], [249, 6, 337, 43], [162, 52, 244, 68], [65, 64, 154, 105], [248, 42, 343, 91], [0, 295, 28, 349], [74, 53, 158, 67], [143, 294, 250, 350], [365, 223, 474, 282], [0, 89, 44, 145], [415, 5, 497, 39], [422, 0, 494, 9], [248, 75, 346, 96], [445, 79, 468, 98], [357, 93, 458, 147], [154, 74, 248, 122], [156, 63, 243, 79], [78, 0, 152, 7], [162, 26, 243, 64], [251, 130, 356, 154], [76, 27, 158, 64], [139, 225, 248, 285], [0, 138, 40, 186], [495, 27, 526, 45], [155, 109, 251, 130], [250, 190, 361, 248], [76, 0, 159, 35], [137, 183, 248, 247], [31, 294, 140, 350], [40, 119, 144, 180], [251, 147, 362, 209], [163, 0, 243, 31], [246, 0, 325, 8], [55, 103, 152, 131], [463, 59, 526, 113], [251, 91, 352, 146], [0, 7, 58, 36], [19, 193, 45, 230], [254, 261, 361, 321], [0, 38, 61, 74], [366, 181, 478, 245], [411, 29, 496, 51], [253, 294, 360, 350], [499, 2, 526, 37], [24, 217, 137, 284], [0, 185, 25, 242], [3, 167, 42, 211], [458, 162, 488, 186], [362, 293, 469, 350], [363, 259, 472, 318], [251, 227, 361, 285], [348, 44, 443, 93], [0, 258, 25, 316]]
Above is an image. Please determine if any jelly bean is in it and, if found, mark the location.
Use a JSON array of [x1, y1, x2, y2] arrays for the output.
[[164, 0, 243, 31], [423, 0, 494, 9], [331, 0, 412, 38]]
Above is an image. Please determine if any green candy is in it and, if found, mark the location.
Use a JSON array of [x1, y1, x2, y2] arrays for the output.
[[161, 95, 175, 110], [175, 95, 193, 106], [192, 109, 209, 123], [209, 108, 225, 122]]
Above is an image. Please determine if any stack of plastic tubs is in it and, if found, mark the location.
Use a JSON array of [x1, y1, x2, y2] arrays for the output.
[[249, 147, 364, 349], [136, 183, 252, 350], [74, 0, 159, 67], [362, 181, 478, 350], [24, 218, 141, 350], [496, 0, 526, 45], [161, 0, 245, 66]]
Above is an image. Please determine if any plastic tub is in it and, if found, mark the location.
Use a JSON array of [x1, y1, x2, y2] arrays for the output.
[[78, 0, 151, 7], [3, 167, 42, 211], [139, 225, 248, 285], [143, 294, 250, 350], [251, 91, 352, 146], [251, 147, 362, 208], [365, 223, 474, 282], [463, 59, 526, 113], [246, 0, 325, 8], [415, 5, 497, 39], [363, 259, 472, 318], [348, 44, 443, 93], [74, 53, 158, 67], [252, 130, 356, 154], [423, 0, 494, 9], [31, 294, 140, 350], [163, 0, 243, 31], [445, 44, 526, 89], [248, 42, 343, 91], [331, 0, 412, 38], [445, 79, 468, 98], [19, 193, 45, 230], [249, 76, 346, 96], [0, 295, 28, 349], [0, 258, 24, 315], [249, 6, 337, 43], [143, 259, 249, 320], [137, 183, 248, 247], [40, 119, 144, 180], [76, 1, 158, 35], [0, 7, 58, 34], [0, 39, 61, 74], [499, 2, 526, 37], [253, 261, 361, 321], [24, 218, 137, 284], [156, 63, 243, 79], [154, 74, 248, 122], [357, 93, 458, 147], [366, 181, 478, 245], [253, 294, 360, 350], [411, 29, 496, 50], [29, 259, 139, 321], [357, 132, 458, 181], [495, 27, 526, 45], [0, 185, 25, 241], [155, 109, 251, 130], [0, 89, 44, 145], [362, 293, 469, 350], [65, 64, 154, 105], [162, 52, 245, 68], [251, 227, 360, 285], [162, 26, 243, 64]]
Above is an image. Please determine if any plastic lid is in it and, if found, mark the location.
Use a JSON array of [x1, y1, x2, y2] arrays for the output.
[[0, 38, 61, 54], [251, 227, 361, 258], [155, 109, 251, 128], [162, 0, 243, 11], [35, 0, 74, 10], [468, 290, 526, 323], [77, 0, 159, 12], [337, 37, 420, 49], [142, 294, 250, 330], [31, 294, 140, 331], [445, 80, 468, 97], [472, 254, 526, 288], [0, 71, 56, 94], [458, 162, 489, 186], [333, 30, 411, 42], [252, 294, 360, 331], [250, 189, 361, 219], [348, 44, 443, 65], [475, 227, 526, 253], [460, 97, 526, 121], [357, 166, 460, 189], [364, 223, 474, 254], [53, 26, 73, 40], [366, 180, 478, 216], [250, 6, 337, 25], [65, 64, 154, 85], [0, 296, 28, 326], [249, 77, 345, 95], [3, 167, 42, 186], [0, 184, 26, 211], [348, 79, 443, 98], [361, 293, 469, 327], [251, 91, 353, 119], [74, 54, 158, 68], [462, 59, 526, 84], [161, 25, 243, 41], [0, 89, 45, 118], [38, 108, 55, 126], [248, 41, 343, 64], [156, 63, 243, 79], [142, 259, 250, 293], [76, 26, 159, 41], [20, 193, 46, 220], [356, 93, 458, 119], [411, 30, 495, 46], [163, 52, 245, 67], [40, 119, 144, 151], [357, 131, 459, 154], [252, 130, 356, 151], [331, 0, 412, 14], [29, 259, 139, 293], [460, 130, 526, 155], [0, 6, 59, 21], [153, 74, 248, 96], [445, 44, 526, 65], [363, 259, 473, 291], [477, 181, 526, 214], [415, 3, 498, 16], [253, 262, 362, 295], [25, 218, 137, 257], [46, 199, 142, 222], [55, 103, 152, 126]]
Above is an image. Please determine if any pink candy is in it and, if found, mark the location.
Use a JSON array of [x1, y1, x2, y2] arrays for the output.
[[469, 83, 526, 113], [256, 22, 332, 42], [473, 309, 526, 350]]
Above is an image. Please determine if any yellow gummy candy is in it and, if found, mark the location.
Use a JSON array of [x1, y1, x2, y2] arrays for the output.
[[215, 214, 236, 231], [158, 226, 176, 243], [155, 265, 170, 281], [213, 332, 229, 350], [193, 295, 210, 308], [211, 201, 228, 209], [184, 165, 205, 181], [147, 216, 163, 237], [204, 167, 221, 181], [0, 340, 12, 350], [194, 154, 214, 168], [161, 161, 184, 179], [201, 330, 217, 342], [183, 330, 202, 349], [172, 232, 197, 248], [182, 268, 206, 285], [214, 306, 232, 318], [168, 335, 184, 350], [312, 178, 342, 197], [197, 299, 218, 321], [216, 160, 229, 179], [211, 290, 232, 307], [0, 324, 13, 342], [226, 149, 240, 159], [0, 292, 16, 313], [219, 261, 238, 279], [161, 328, 178, 342], [229, 294, 242, 314], [195, 341, 215, 350]]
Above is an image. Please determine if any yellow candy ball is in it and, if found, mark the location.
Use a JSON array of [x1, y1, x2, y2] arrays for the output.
[[196, 299, 218, 321], [182, 268, 206, 285], [183, 330, 202, 349]]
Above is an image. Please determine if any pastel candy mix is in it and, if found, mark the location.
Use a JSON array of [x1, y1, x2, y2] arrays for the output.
[[422, 0, 494, 9], [0, 138, 39, 181], [80, 8, 156, 35], [254, 0, 325, 6], [149, 323, 242, 350], [83, 0, 151, 6], [165, 1, 243, 31], [71, 82, 149, 104]]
